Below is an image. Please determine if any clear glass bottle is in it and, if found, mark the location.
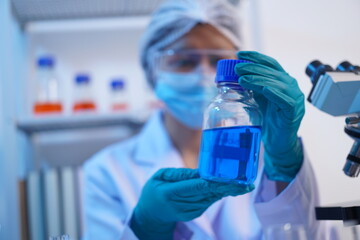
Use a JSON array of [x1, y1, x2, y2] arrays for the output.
[[110, 78, 128, 112], [72, 74, 96, 113], [199, 59, 263, 184], [33, 56, 62, 114]]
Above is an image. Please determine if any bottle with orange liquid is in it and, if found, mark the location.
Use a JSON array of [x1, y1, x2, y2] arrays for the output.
[[110, 79, 128, 112], [33, 56, 63, 114], [72, 74, 96, 113]]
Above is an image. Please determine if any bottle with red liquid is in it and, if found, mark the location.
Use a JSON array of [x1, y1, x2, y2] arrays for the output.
[[110, 79, 128, 112], [72, 74, 96, 113], [33, 56, 63, 114]]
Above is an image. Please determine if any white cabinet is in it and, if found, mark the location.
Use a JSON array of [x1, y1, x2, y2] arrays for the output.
[[5, 2, 162, 240], [12, 0, 163, 23]]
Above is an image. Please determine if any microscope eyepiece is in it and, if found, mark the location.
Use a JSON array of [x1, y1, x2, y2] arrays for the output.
[[336, 61, 360, 72], [305, 60, 322, 78], [305, 60, 334, 84]]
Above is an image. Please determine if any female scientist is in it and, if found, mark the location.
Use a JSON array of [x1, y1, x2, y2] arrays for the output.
[[83, 0, 328, 239]]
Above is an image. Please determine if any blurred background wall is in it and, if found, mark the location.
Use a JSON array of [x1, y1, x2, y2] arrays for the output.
[[0, 0, 359, 239], [247, 0, 360, 205], [0, 0, 27, 239]]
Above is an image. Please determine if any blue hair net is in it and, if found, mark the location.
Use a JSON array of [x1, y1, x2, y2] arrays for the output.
[[140, 0, 242, 87]]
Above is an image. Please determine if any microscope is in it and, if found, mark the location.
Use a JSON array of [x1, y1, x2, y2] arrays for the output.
[[305, 60, 360, 226]]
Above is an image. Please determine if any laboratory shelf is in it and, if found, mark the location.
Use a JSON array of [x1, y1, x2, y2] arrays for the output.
[[12, 0, 163, 24], [16, 113, 145, 134], [25, 16, 150, 33]]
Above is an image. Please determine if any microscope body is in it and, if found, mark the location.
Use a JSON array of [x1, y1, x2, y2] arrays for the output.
[[306, 60, 360, 177], [306, 60, 360, 225], [308, 71, 360, 116]]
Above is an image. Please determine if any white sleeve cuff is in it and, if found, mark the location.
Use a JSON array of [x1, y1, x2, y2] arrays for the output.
[[120, 225, 138, 240], [254, 149, 321, 239], [119, 210, 138, 240]]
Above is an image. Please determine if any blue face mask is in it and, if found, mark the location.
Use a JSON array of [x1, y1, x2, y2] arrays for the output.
[[155, 72, 217, 129]]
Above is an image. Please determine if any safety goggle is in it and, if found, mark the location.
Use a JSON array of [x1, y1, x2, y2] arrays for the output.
[[152, 49, 238, 74]]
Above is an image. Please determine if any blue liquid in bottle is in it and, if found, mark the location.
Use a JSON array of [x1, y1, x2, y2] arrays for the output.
[[199, 125, 261, 184]]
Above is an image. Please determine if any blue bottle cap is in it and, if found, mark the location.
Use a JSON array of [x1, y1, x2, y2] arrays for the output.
[[111, 79, 125, 90], [75, 74, 90, 84], [215, 59, 253, 83], [37, 56, 54, 68]]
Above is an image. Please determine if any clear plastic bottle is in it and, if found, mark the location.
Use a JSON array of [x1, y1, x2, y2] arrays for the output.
[[33, 56, 62, 114], [198, 59, 263, 184], [110, 78, 128, 112], [72, 74, 96, 113]]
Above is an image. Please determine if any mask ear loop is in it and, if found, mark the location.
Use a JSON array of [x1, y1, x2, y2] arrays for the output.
[[149, 51, 165, 88], [147, 52, 157, 89]]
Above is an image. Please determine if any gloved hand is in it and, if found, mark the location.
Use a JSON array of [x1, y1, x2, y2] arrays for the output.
[[234, 51, 305, 182], [130, 168, 254, 240]]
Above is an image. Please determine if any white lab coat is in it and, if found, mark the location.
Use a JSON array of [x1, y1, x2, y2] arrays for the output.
[[83, 111, 331, 240]]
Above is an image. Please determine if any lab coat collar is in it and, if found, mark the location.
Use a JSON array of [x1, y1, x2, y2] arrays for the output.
[[133, 110, 216, 238], [133, 110, 179, 166]]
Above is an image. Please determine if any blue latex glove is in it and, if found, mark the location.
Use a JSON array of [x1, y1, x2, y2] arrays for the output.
[[130, 168, 254, 240], [234, 51, 305, 182]]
